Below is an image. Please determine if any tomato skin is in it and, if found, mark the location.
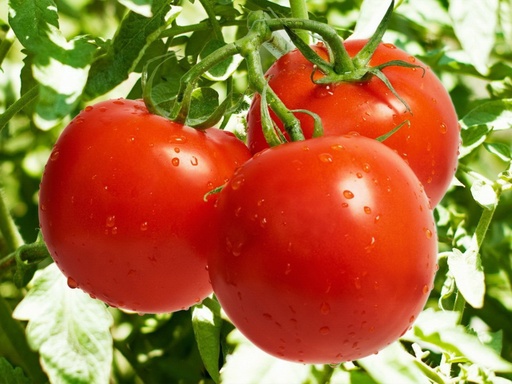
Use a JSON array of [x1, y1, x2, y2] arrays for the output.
[[247, 40, 460, 206], [39, 99, 250, 313], [209, 134, 437, 363]]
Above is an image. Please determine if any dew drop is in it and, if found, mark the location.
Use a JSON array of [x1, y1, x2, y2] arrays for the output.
[[67, 277, 79, 289], [354, 277, 362, 290], [363, 206, 372, 214], [106, 215, 116, 228], [383, 43, 396, 49], [111, 226, 118, 235], [50, 150, 60, 161], [318, 153, 333, 163], [174, 147, 181, 153], [424, 228, 433, 239], [331, 144, 344, 151], [230, 175, 245, 190], [260, 217, 268, 228], [170, 135, 187, 143], [113, 99, 125, 105], [423, 284, 430, 294], [356, 172, 363, 179], [140, 222, 148, 231], [99, 106, 108, 112], [408, 56, 416, 63], [362, 163, 371, 173], [172, 157, 180, 166], [440, 123, 447, 134], [341, 202, 349, 208], [319, 326, 330, 335], [343, 190, 354, 199], [85, 105, 93, 112], [190, 156, 199, 166], [409, 315, 415, 323], [320, 302, 331, 315]]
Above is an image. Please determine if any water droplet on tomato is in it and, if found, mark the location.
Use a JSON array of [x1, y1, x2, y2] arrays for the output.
[[174, 147, 180, 153], [111, 226, 118, 235], [67, 277, 79, 289], [408, 56, 416, 63], [356, 172, 363, 179], [85, 105, 93, 112], [50, 150, 60, 161], [424, 228, 433, 239], [190, 156, 198, 166], [363, 206, 372, 214], [319, 326, 330, 335], [106, 215, 116, 227], [320, 302, 331, 315], [260, 217, 267, 227], [170, 135, 187, 143], [230, 175, 245, 190], [113, 99, 125, 105], [341, 202, 349, 208], [140, 222, 148, 231], [172, 157, 180, 166], [331, 144, 344, 151], [440, 123, 447, 134], [318, 153, 333, 163], [343, 190, 354, 199], [354, 277, 362, 290], [423, 284, 430, 294], [362, 163, 371, 173], [383, 43, 396, 49], [40, 204, 47, 211]]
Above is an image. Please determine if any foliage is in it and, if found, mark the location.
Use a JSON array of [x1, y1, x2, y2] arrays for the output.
[[0, 0, 511, 383]]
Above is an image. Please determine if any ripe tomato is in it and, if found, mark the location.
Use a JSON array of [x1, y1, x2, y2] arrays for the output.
[[247, 40, 460, 206], [209, 134, 437, 363], [39, 99, 250, 313]]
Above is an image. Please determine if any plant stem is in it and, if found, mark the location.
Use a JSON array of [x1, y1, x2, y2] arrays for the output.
[[0, 28, 15, 68], [288, 0, 310, 43], [0, 85, 39, 132], [0, 190, 24, 255], [266, 18, 354, 73], [199, 0, 223, 41], [0, 296, 47, 382]]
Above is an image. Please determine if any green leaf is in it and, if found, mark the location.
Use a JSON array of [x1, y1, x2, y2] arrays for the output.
[[119, 0, 154, 17], [459, 99, 512, 157], [8, 0, 97, 129], [191, 297, 222, 383], [471, 179, 498, 210], [357, 342, 432, 384], [405, 309, 512, 373], [447, 248, 485, 308], [483, 142, 512, 162], [0, 358, 30, 384], [186, 87, 220, 126], [84, 0, 181, 99], [448, 0, 499, 75], [220, 329, 312, 384], [200, 39, 244, 81], [12, 264, 114, 384]]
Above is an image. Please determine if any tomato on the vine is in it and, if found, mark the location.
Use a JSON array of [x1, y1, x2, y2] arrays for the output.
[[247, 40, 460, 206], [39, 98, 251, 314], [208, 134, 437, 363]]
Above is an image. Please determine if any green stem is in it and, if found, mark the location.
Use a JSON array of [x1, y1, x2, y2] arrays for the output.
[[169, 42, 240, 122], [266, 18, 354, 73], [288, 0, 310, 43], [0, 86, 39, 132], [199, 0, 223, 41], [0, 296, 47, 382], [245, 48, 304, 141], [0, 28, 15, 68], [0, 190, 24, 255]]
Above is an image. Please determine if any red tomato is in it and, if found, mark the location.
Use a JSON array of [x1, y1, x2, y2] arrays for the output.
[[247, 40, 460, 206], [209, 134, 437, 363], [39, 99, 250, 313]]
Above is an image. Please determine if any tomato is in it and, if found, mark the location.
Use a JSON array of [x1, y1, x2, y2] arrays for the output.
[[247, 40, 460, 206], [39, 98, 251, 314], [208, 134, 437, 363]]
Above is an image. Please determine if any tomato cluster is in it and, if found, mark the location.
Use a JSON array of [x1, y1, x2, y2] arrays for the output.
[[39, 39, 457, 363]]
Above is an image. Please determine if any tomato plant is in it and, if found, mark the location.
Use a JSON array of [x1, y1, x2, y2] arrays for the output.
[[209, 134, 437, 363], [247, 40, 460, 206], [38, 98, 251, 313]]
